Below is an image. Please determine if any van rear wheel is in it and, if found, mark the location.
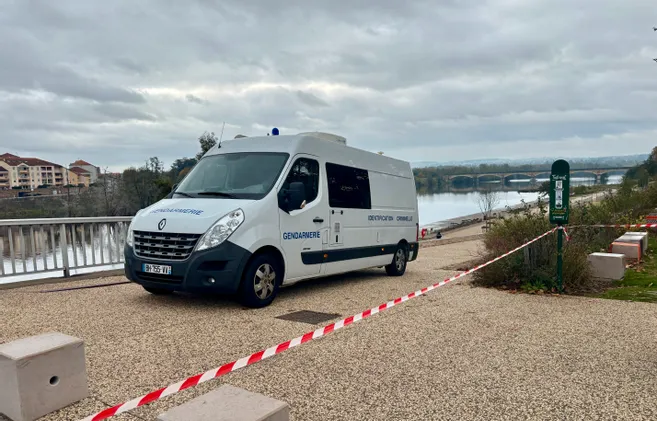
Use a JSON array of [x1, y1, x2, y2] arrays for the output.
[[238, 253, 281, 308], [385, 244, 408, 276]]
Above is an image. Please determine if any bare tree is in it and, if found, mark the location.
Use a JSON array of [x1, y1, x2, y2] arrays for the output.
[[99, 167, 122, 215], [477, 185, 501, 221]]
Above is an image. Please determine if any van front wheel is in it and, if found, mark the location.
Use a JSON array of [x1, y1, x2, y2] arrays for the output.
[[385, 244, 408, 276], [238, 253, 281, 308]]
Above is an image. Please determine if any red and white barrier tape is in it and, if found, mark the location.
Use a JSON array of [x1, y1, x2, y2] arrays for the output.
[[559, 226, 571, 242], [80, 227, 557, 421], [571, 223, 657, 229]]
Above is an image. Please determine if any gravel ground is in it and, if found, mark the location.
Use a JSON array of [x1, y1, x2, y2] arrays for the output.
[[1, 238, 656, 421]]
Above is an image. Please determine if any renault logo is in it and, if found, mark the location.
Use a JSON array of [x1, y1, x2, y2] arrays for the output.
[[158, 218, 167, 231]]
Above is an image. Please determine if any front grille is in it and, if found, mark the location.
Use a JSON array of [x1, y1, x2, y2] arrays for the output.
[[133, 230, 201, 261]]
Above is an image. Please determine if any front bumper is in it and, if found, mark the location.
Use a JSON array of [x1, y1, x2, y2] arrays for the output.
[[124, 240, 252, 294]]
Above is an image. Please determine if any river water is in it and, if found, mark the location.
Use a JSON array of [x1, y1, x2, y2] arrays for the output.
[[418, 190, 540, 227], [417, 176, 622, 228]]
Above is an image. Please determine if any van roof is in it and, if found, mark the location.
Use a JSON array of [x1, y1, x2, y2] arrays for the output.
[[205, 133, 412, 178], [207, 134, 323, 156]]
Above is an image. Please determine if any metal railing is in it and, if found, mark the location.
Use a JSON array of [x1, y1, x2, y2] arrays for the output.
[[0, 216, 133, 279]]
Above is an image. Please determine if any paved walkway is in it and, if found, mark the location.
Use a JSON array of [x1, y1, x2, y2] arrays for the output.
[[1, 236, 655, 420]]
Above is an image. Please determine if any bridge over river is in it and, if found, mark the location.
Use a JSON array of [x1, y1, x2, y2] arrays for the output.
[[446, 166, 632, 186]]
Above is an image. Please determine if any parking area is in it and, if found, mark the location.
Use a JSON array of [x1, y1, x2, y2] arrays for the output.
[[2, 239, 657, 420]]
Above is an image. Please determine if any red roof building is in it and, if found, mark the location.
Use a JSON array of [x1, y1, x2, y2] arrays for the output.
[[71, 159, 93, 166], [69, 167, 91, 176], [0, 152, 69, 189]]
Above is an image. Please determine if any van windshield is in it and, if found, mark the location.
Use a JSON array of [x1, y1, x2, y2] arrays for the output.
[[173, 152, 290, 200]]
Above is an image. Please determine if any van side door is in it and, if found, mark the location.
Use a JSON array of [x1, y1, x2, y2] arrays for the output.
[[278, 155, 329, 281], [324, 162, 384, 275]]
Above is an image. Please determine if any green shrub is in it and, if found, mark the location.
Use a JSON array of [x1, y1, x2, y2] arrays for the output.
[[473, 200, 558, 289], [573, 185, 588, 195], [561, 241, 594, 292], [473, 211, 599, 292]]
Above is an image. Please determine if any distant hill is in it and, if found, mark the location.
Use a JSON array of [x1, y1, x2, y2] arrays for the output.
[[412, 154, 649, 169]]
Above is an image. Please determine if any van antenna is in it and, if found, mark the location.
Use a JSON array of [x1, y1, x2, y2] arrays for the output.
[[217, 122, 225, 148]]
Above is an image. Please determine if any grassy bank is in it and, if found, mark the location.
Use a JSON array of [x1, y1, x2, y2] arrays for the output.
[[472, 172, 657, 296], [570, 184, 609, 197], [598, 234, 657, 303]]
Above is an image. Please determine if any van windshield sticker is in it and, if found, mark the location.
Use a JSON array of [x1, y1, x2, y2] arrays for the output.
[[150, 208, 204, 216], [283, 231, 320, 240]]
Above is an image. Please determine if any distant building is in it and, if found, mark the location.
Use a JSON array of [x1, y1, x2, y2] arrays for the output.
[[68, 167, 91, 187], [0, 153, 72, 190], [69, 159, 100, 184], [0, 164, 9, 189]]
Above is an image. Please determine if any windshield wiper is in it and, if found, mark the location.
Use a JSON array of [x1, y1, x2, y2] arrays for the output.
[[197, 191, 239, 198], [172, 191, 194, 198]]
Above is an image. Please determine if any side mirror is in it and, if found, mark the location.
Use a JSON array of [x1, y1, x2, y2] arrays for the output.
[[288, 182, 306, 210], [166, 183, 179, 199], [278, 189, 290, 213], [278, 182, 306, 213]]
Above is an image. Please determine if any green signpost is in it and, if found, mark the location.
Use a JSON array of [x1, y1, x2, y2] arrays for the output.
[[549, 159, 570, 292]]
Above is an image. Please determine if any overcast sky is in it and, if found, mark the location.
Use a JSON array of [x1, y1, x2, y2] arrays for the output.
[[1, 0, 657, 171]]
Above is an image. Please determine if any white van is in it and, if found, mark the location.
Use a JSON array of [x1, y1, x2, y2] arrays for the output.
[[124, 132, 419, 307]]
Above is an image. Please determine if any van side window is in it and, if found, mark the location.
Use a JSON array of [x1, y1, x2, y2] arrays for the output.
[[283, 158, 320, 204], [326, 162, 372, 209]]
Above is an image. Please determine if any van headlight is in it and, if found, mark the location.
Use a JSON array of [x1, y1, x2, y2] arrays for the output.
[[196, 209, 245, 251], [126, 209, 145, 247], [126, 220, 135, 247]]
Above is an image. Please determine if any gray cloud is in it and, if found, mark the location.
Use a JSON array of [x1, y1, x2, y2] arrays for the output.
[[1, 0, 657, 170], [185, 94, 208, 105], [296, 90, 330, 108]]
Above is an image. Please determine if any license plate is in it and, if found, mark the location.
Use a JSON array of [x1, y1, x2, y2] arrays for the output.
[[142, 263, 172, 275]]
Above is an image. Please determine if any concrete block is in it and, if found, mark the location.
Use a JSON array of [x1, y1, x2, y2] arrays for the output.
[[611, 242, 641, 261], [0, 332, 89, 421], [588, 252, 626, 280], [615, 235, 644, 255], [619, 232, 648, 255], [157, 384, 289, 421]]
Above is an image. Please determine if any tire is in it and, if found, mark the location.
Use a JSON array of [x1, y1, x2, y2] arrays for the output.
[[143, 286, 174, 295], [238, 253, 282, 308], [385, 243, 408, 276]]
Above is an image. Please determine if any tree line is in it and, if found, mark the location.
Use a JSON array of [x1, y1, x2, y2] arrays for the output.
[[624, 146, 657, 187]]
